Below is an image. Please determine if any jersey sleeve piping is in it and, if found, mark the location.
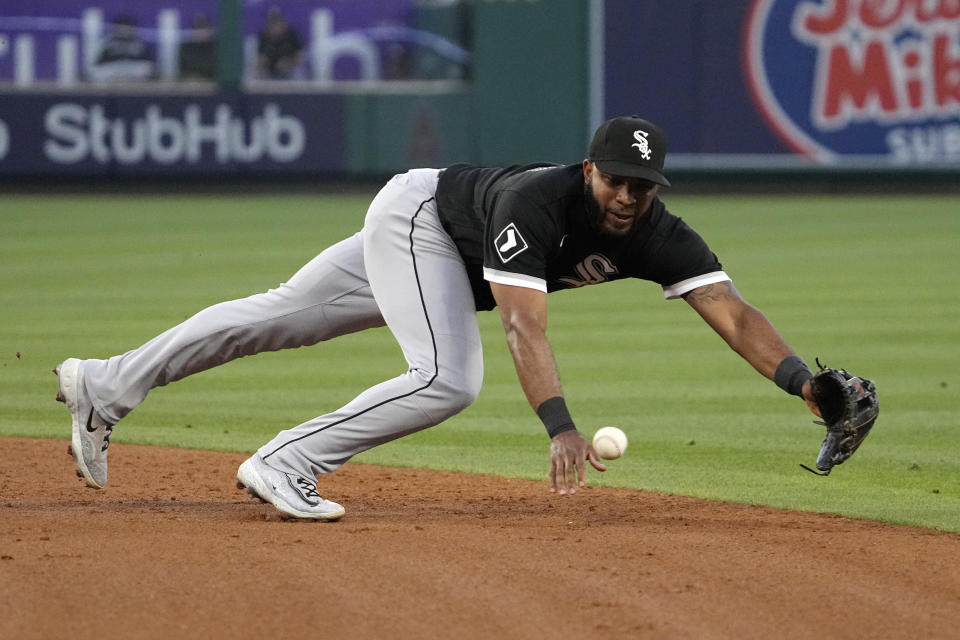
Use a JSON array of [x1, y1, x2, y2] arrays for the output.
[[483, 267, 548, 293], [662, 271, 730, 300]]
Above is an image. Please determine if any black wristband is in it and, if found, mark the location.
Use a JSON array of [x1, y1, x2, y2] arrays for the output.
[[536, 396, 577, 438], [774, 355, 813, 396]]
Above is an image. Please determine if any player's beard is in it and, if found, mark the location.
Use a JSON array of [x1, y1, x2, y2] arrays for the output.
[[584, 182, 638, 237]]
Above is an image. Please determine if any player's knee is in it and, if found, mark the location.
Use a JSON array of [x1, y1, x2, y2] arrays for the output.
[[421, 368, 481, 418], [443, 377, 481, 413]]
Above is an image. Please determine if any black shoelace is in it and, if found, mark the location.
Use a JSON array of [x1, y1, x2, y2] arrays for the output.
[[101, 425, 114, 452], [295, 477, 321, 499]]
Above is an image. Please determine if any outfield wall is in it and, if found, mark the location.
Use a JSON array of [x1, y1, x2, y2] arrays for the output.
[[0, 0, 957, 181]]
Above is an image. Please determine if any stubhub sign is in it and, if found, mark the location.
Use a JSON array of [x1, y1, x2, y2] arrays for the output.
[[0, 94, 345, 175], [44, 103, 306, 165], [744, 0, 960, 164]]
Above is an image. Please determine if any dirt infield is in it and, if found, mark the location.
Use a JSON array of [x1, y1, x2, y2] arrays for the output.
[[2, 437, 959, 640]]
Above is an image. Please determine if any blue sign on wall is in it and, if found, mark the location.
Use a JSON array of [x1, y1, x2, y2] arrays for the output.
[[745, 0, 960, 164], [603, 0, 960, 167]]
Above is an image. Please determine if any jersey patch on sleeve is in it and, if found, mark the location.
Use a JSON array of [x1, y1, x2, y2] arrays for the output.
[[493, 223, 529, 263]]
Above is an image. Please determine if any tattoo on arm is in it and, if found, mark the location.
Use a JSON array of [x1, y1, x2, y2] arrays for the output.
[[683, 281, 740, 304]]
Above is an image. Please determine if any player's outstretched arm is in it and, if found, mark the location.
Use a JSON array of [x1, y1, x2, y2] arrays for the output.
[[490, 282, 605, 493], [683, 280, 820, 418]]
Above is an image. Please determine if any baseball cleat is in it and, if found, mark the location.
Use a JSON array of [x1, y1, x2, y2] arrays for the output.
[[55, 358, 115, 489], [236, 455, 345, 522]]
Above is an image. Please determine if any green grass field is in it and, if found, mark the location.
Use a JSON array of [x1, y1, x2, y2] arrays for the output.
[[3, 190, 958, 532]]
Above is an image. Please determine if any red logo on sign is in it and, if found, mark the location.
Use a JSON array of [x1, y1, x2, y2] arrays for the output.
[[797, 0, 960, 128], [745, 0, 960, 162]]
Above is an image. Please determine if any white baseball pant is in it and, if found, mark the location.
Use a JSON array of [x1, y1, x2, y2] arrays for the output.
[[81, 169, 484, 478]]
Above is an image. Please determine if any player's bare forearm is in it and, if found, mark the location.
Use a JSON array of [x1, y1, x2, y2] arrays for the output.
[[684, 281, 796, 380], [490, 282, 564, 408], [504, 330, 565, 409], [490, 282, 606, 494]]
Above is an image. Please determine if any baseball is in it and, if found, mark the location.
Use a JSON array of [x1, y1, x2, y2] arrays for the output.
[[592, 426, 628, 460]]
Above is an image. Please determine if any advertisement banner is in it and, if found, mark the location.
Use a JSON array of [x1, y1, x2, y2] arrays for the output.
[[240, 0, 471, 82], [603, 0, 960, 167], [745, 0, 960, 165], [0, 0, 218, 84], [0, 93, 346, 176], [0, 0, 471, 86]]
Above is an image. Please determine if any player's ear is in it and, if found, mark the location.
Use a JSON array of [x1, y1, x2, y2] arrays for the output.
[[582, 159, 593, 183]]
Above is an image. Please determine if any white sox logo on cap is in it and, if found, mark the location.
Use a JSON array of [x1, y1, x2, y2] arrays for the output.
[[631, 130, 652, 160], [588, 116, 670, 186]]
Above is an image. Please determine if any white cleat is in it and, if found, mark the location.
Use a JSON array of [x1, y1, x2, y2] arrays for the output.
[[55, 358, 114, 489], [236, 455, 345, 522]]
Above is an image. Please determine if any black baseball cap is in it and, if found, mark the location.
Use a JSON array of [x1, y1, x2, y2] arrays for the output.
[[588, 116, 670, 187]]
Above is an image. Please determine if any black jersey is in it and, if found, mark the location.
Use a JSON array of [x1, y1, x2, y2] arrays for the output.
[[435, 163, 728, 311]]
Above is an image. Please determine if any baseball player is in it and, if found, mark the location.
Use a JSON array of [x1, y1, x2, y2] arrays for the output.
[[55, 116, 847, 521]]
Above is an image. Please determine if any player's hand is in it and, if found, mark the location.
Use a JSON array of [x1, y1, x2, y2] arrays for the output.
[[801, 379, 822, 418], [549, 429, 606, 495]]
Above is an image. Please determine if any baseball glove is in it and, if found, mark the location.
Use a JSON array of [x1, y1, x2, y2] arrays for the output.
[[801, 359, 879, 476]]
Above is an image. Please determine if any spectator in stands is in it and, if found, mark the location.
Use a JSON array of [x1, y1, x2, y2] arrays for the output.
[[179, 12, 218, 81], [88, 15, 155, 83], [257, 6, 305, 79]]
